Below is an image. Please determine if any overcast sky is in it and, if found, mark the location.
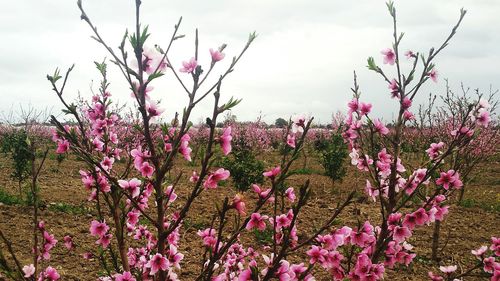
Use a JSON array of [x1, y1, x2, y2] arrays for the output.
[[1, 0, 499, 124]]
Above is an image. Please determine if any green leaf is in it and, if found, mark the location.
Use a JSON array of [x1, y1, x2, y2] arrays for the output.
[[367, 57, 378, 71], [147, 71, 164, 82]]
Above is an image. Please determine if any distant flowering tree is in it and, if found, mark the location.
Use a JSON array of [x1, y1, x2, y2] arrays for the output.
[[410, 81, 499, 261], [0, 113, 59, 280], [414, 80, 499, 202]]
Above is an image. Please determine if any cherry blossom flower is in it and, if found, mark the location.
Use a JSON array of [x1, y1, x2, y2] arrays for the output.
[[219, 126, 232, 155], [246, 213, 268, 231], [22, 264, 35, 278], [114, 271, 136, 281], [118, 178, 142, 198], [381, 48, 396, 65], [439, 265, 457, 274], [90, 220, 109, 237], [203, 168, 230, 189], [291, 114, 306, 133], [140, 162, 155, 178], [63, 235, 74, 250], [56, 139, 70, 154], [209, 48, 225, 62], [404, 50, 415, 59], [286, 134, 296, 148], [232, 194, 246, 215], [179, 57, 198, 73], [146, 253, 169, 275], [263, 166, 281, 179], [428, 69, 438, 82]]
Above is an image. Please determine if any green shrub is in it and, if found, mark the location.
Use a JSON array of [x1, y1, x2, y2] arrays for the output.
[[1, 130, 32, 193], [315, 132, 348, 184], [220, 149, 265, 191]]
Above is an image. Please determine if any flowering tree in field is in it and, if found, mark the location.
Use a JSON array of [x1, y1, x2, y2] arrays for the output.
[[414, 81, 499, 203], [342, 2, 498, 280], [410, 81, 499, 262], [0, 111, 61, 280], [48, 0, 258, 278], [46, 0, 357, 279]]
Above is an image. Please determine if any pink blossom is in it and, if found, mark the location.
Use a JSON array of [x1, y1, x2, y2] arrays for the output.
[[165, 185, 177, 204], [90, 220, 109, 237], [220, 126, 232, 155], [393, 226, 412, 243], [491, 237, 500, 256], [475, 109, 491, 127], [179, 134, 192, 161], [22, 264, 35, 278], [246, 212, 268, 231], [349, 148, 360, 165], [347, 99, 359, 113], [306, 245, 328, 264], [286, 134, 296, 148], [479, 98, 490, 109], [209, 48, 225, 62], [179, 57, 197, 73], [285, 187, 296, 202], [99, 157, 114, 172], [381, 48, 396, 65], [365, 180, 379, 202], [252, 184, 274, 201], [483, 257, 496, 273], [426, 142, 444, 160], [203, 168, 230, 189], [412, 208, 429, 226], [428, 69, 438, 82], [428, 272, 444, 281], [471, 245, 488, 259], [146, 253, 169, 275], [63, 235, 74, 250], [127, 210, 140, 226], [142, 46, 167, 75], [146, 102, 164, 118], [92, 137, 104, 151], [373, 119, 389, 135], [360, 102, 372, 115], [232, 194, 246, 215], [403, 110, 415, 120], [439, 265, 457, 274], [118, 178, 142, 198], [405, 50, 415, 59], [388, 79, 399, 98], [166, 245, 184, 269], [97, 233, 112, 248], [189, 171, 199, 183], [43, 266, 60, 280], [56, 140, 69, 154], [401, 97, 412, 110], [292, 114, 306, 133], [263, 166, 281, 179], [274, 211, 293, 229], [140, 162, 155, 178], [436, 170, 459, 190], [115, 271, 136, 281]]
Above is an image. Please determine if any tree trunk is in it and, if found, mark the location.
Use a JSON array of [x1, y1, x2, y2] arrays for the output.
[[431, 220, 441, 261]]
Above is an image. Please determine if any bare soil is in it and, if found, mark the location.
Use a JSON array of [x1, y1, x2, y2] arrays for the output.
[[0, 151, 498, 280]]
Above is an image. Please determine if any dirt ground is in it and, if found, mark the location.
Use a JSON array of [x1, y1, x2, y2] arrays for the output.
[[0, 150, 498, 280]]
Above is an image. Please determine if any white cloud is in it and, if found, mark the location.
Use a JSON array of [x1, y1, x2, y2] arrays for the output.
[[0, 0, 498, 124]]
